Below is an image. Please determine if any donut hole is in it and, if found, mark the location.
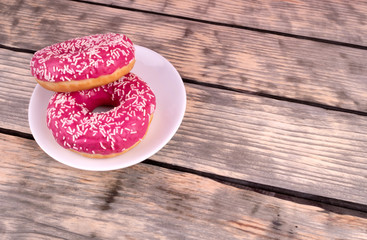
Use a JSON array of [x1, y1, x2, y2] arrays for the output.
[[85, 91, 121, 113], [90, 97, 120, 113], [92, 105, 115, 113]]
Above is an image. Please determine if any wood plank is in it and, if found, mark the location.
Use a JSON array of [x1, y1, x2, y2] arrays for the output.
[[1, 133, 367, 240], [2, 49, 367, 205], [1, 0, 367, 112], [89, 0, 367, 46], [0, 50, 35, 133]]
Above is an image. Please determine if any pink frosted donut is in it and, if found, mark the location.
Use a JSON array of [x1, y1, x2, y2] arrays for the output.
[[30, 33, 135, 92], [46, 73, 156, 158]]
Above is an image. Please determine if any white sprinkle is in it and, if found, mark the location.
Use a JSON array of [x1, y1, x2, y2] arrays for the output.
[[100, 129, 106, 137]]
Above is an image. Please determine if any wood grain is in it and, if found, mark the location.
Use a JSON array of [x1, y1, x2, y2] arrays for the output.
[[1, 0, 367, 112], [0, 50, 35, 134], [2, 49, 367, 205], [88, 0, 367, 46], [1, 133, 367, 240]]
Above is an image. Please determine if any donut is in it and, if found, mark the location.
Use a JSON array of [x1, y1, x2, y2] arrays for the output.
[[30, 33, 135, 92], [46, 73, 156, 158]]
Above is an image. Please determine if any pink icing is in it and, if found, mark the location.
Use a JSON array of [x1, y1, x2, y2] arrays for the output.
[[46, 73, 156, 156], [30, 33, 135, 82]]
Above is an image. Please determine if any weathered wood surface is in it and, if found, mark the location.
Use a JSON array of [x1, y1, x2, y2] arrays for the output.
[[1, 133, 367, 240], [2, 49, 367, 206], [89, 0, 367, 46], [2, 0, 367, 112], [0, 50, 35, 134]]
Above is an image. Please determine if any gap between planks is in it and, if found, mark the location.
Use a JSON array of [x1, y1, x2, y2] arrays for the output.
[[144, 160, 367, 214], [0, 126, 366, 214], [2, 132, 367, 239], [183, 78, 367, 117], [82, 0, 367, 47], [72, 0, 367, 50], [1, 44, 366, 118]]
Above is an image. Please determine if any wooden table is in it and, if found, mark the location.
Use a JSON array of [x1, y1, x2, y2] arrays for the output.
[[1, 0, 367, 239]]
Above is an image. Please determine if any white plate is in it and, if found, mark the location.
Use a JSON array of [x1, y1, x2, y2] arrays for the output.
[[28, 45, 186, 171]]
